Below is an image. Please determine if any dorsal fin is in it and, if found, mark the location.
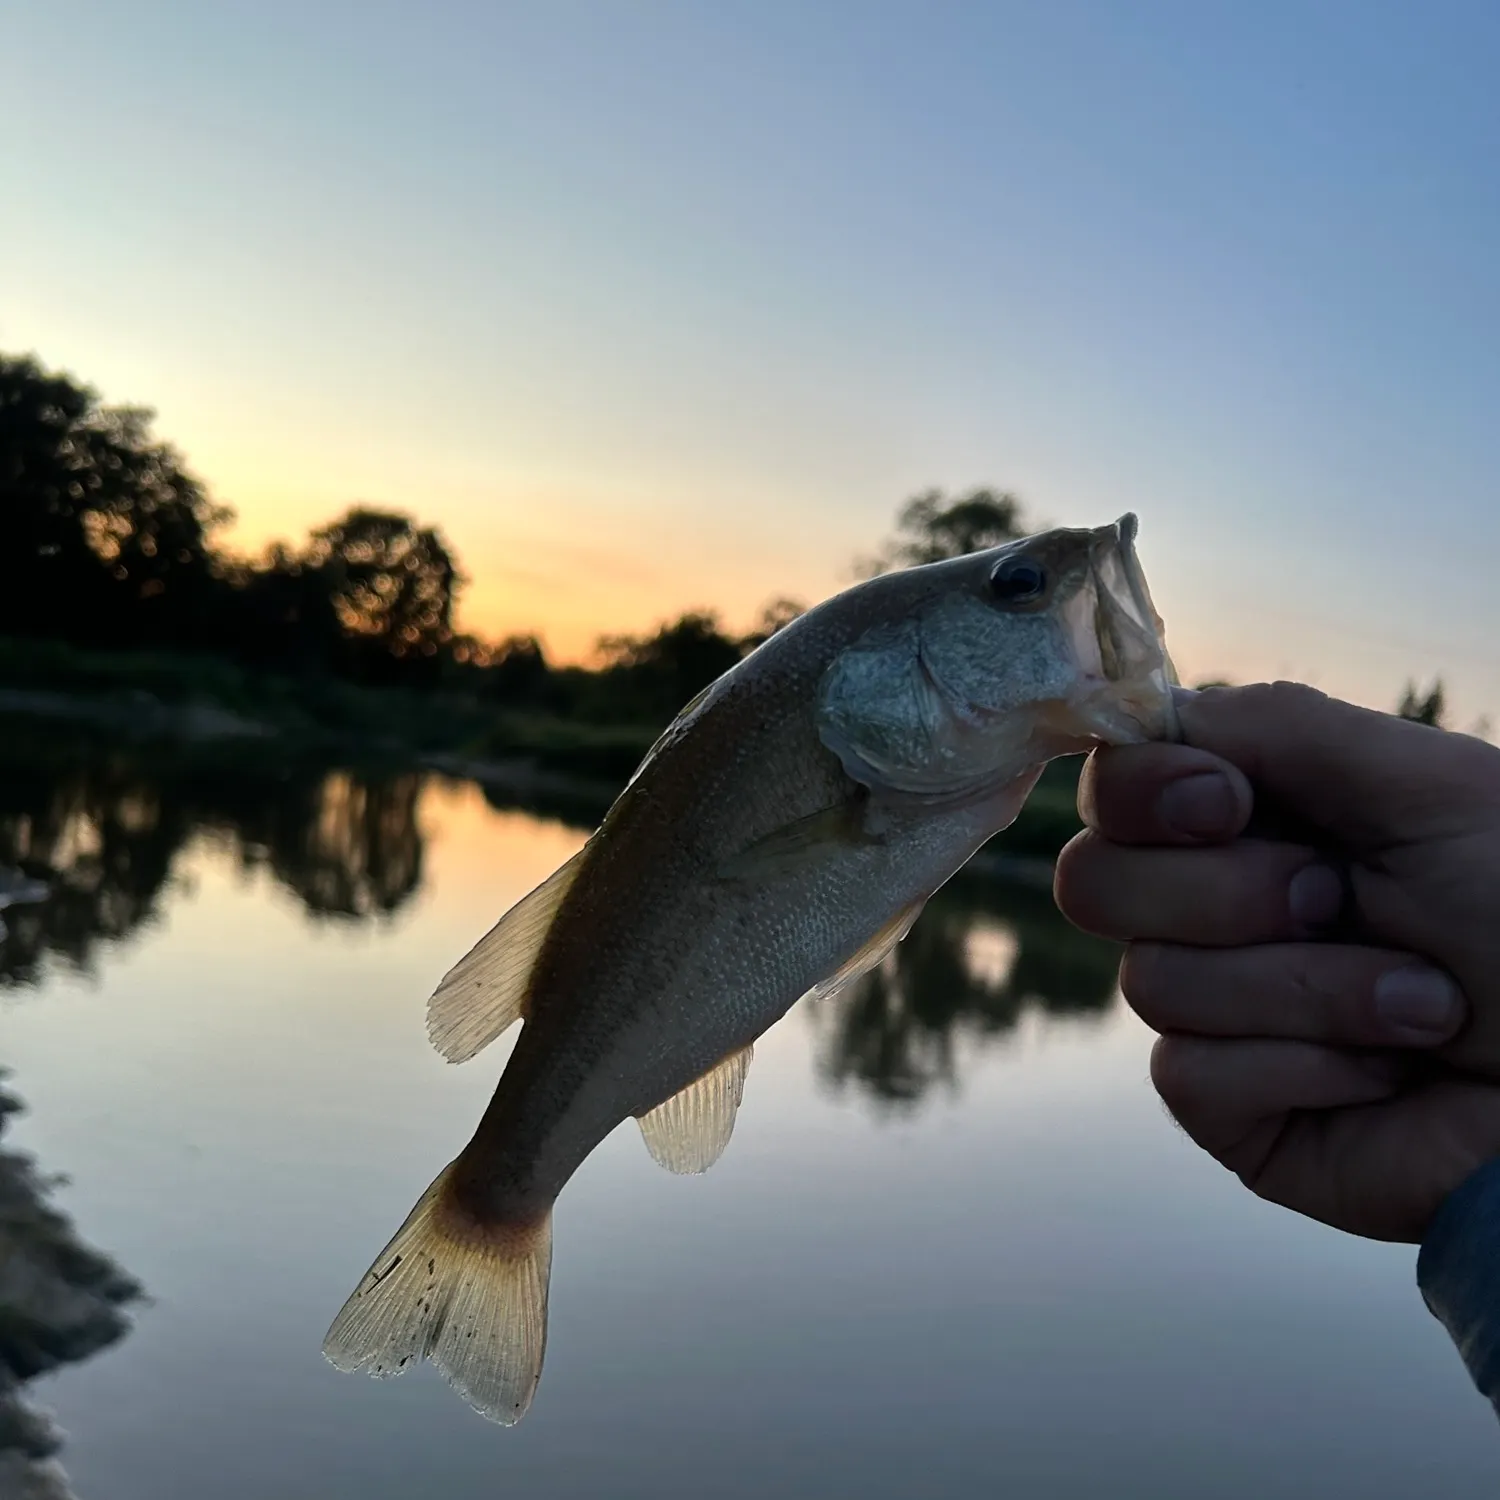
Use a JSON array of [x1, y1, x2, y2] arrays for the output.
[[426, 845, 589, 1063], [802, 897, 925, 1005], [635, 1045, 754, 1174]]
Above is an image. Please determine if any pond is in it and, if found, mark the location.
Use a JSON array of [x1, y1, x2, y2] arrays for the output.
[[1, 733, 1496, 1498]]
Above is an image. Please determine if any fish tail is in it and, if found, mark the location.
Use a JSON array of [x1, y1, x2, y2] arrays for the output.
[[322, 1163, 553, 1426]]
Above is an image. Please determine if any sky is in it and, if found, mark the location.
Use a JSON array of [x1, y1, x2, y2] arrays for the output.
[[4, 1, 1498, 719]]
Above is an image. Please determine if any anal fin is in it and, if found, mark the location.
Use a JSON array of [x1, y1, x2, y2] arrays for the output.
[[426, 844, 589, 1064], [636, 1045, 754, 1175], [803, 898, 925, 1005]]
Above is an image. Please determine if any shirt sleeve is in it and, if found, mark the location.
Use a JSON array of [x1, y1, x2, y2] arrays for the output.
[[1418, 1156, 1500, 1417]]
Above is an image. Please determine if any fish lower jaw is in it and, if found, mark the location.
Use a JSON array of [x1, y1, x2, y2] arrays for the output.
[[1071, 679, 1178, 745]]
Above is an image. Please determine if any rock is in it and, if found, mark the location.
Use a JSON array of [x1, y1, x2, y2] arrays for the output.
[[0, 1078, 142, 1499]]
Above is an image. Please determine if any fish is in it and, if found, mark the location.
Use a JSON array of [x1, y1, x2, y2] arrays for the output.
[[322, 512, 1178, 1424]]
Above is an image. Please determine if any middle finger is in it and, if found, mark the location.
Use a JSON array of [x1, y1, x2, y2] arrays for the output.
[[1054, 832, 1346, 945]]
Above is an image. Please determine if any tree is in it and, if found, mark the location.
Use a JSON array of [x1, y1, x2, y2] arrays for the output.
[[1397, 678, 1447, 728], [301, 507, 462, 683], [596, 611, 744, 721], [860, 486, 1027, 575], [739, 596, 806, 651], [0, 354, 229, 647], [479, 634, 551, 703], [215, 542, 344, 674]]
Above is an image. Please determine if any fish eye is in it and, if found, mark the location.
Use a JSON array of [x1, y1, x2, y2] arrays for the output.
[[989, 555, 1047, 604]]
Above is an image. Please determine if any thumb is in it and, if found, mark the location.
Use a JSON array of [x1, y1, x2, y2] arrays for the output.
[[1175, 683, 1500, 850]]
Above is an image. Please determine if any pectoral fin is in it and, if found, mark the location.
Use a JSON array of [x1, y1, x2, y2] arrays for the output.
[[803, 898, 925, 1004], [718, 801, 875, 881], [426, 845, 589, 1064], [636, 1045, 754, 1175]]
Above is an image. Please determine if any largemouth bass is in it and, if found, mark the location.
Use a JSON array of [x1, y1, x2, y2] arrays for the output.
[[324, 514, 1177, 1423]]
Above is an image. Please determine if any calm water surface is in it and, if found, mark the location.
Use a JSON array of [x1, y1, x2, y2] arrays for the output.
[[2, 745, 1497, 1497]]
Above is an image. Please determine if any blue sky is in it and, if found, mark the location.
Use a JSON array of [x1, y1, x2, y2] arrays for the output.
[[4, 1, 1498, 720]]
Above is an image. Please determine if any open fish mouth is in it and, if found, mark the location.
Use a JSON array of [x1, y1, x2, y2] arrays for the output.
[[1062, 513, 1180, 743], [1093, 514, 1172, 682]]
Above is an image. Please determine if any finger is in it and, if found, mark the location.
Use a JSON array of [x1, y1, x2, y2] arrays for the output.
[[1078, 743, 1253, 845], [1122, 943, 1466, 1048], [1175, 683, 1500, 850], [1149, 1034, 1404, 1162], [1054, 834, 1345, 944]]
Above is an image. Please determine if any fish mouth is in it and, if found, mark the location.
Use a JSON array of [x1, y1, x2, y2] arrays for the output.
[[1092, 514, 1166, 677], [1065, 514, 1180, 743]]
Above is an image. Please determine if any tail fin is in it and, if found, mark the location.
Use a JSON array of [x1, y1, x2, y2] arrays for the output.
[[322, 1164, 553, 1426]]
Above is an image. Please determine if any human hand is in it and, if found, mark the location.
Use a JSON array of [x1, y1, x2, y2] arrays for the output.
[[1054, 682, 1500, 1243]]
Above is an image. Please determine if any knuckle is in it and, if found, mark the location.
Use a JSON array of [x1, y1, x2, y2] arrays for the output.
[[1264, 679, 1329, 713], [1278, 952, 1345, 1033], [1216, 679, 1328, 726]]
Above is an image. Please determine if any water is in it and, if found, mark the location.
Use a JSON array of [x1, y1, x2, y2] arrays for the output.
[[1, 735, 1497, 1497]]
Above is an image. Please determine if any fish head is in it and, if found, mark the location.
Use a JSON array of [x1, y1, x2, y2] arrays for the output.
[[817, 514, 1179, 801]]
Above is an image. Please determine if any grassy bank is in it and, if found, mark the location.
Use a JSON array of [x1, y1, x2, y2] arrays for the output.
[[0, 636, 657, 775]]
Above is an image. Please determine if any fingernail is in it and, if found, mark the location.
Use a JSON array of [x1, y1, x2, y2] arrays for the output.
[[1288, 864, 1345, 928], [1375, 965, 1462, 1038], [1158, 772, 1236, 839]]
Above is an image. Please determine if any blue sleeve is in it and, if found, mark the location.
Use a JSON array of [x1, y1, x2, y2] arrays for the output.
[[1418, 1156, 1500, 1417]]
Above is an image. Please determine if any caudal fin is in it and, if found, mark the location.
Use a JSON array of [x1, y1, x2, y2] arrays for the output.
[[323, 1165, 553, 1425]]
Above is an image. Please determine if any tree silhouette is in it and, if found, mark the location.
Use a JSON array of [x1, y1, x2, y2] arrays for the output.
[[596, 611, 745, 722], [301, 507, 462, 683], [0, 353, 479, 693], [479, 634, 551, 702], [860, 486, 1027, 575], [0, 354, 229, 649], [1397, 678, 1446, 727], [215, 541, 344, 675], [6, 348, 1470, 761], [739, 596, 806, 651]]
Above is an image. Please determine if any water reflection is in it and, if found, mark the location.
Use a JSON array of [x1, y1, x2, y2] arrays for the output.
[[0, 729, 428, 986], [1, 731, 1492, 1496], [813, 870, 1122, 1109], [0, 725, 1121, 1111], [0, 1073, 141, 1499], [235, 768, 424, 919]]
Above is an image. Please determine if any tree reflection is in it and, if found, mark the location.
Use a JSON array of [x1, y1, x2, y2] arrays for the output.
[[0, 730, 426, 986], [0, 726, 1122, 1114], [224, 768, 424, 918], [811, 869, 1123, 1110], [0, 1073, 141, 1498]]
